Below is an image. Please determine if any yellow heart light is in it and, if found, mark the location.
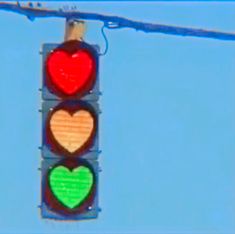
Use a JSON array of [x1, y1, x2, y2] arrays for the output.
[[49, 109, 94, 154]]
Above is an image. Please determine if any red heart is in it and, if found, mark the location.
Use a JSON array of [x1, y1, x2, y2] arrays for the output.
[[46, 47, 96, 96]]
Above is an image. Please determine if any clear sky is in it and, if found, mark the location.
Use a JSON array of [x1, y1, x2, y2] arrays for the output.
[[0, 2, 235, 234]]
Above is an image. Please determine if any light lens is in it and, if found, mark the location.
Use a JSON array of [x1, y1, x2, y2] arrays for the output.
[[49, 165, 94, 209], [49, 109, 94, 154]]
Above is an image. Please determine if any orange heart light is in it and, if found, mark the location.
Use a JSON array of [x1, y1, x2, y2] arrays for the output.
[[46, 102, 97, 157]]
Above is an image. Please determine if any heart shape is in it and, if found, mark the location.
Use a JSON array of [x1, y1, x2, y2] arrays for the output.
[[49, 165, 93, 209], [46, 46, 96, 96], [49, 109, 94, 154]]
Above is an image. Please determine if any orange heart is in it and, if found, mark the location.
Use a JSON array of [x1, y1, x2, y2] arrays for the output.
[[50, 109, 94, 153]]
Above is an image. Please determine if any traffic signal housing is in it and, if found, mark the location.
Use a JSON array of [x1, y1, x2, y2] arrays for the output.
[[40, 40, 100, 220]]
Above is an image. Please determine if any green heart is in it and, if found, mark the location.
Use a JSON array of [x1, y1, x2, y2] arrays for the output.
[[49, 165, 94, 209]]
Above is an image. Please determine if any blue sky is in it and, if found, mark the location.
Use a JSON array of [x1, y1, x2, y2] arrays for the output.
[[0, 2, 235, 234]]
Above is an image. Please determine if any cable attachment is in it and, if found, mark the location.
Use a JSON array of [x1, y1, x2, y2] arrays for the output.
[[64, 19, 85, 42], [105, 21, 120, 29], [99, 22, 109, 56]]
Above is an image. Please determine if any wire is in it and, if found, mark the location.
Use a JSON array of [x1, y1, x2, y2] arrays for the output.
[[0, 2, 235, 41], [99, 23, 109, 56]]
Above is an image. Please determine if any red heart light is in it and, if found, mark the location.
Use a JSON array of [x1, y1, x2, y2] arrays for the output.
[[45, 41, 97, 97]]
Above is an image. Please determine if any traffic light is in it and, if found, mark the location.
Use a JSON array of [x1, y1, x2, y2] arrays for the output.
[[40, 39, 100, 220]]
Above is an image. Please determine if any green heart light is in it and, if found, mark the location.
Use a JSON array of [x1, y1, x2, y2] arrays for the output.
[[49, 165, 94, 209]]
